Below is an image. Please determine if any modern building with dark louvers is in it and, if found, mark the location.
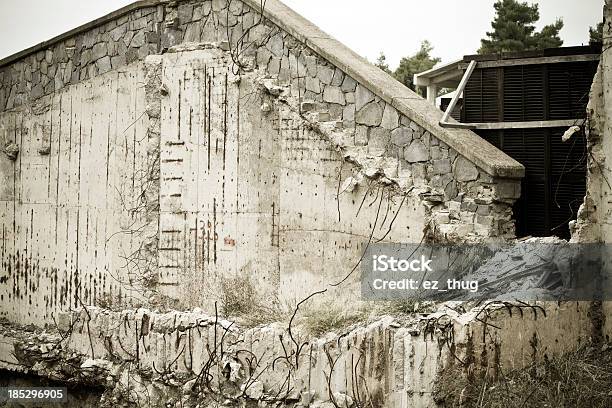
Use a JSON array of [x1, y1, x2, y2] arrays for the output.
[[416, 45, 601, 239]]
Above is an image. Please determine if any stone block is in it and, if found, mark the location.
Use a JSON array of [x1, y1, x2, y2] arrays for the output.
[[355, 84, 374, 111], [368, 127, 390, 148], [96, 56, 112, 74], [355, 125, 369, 146], [435, 211, 451, 224], [453, 156, 479, 182], [268, 34, 285, 57], [301, 101, 317, 112], [461, 200, 478, 212], [323, 86, 345, 105], [305, 55, 317, 76], [109, 24, 128, 42], [111, 54, 126, 69], [317, 65, 334, 85], [390, 127, 412, 147], [355, 101, 382, 126], [229, 1, 243, 15], [125, 47, 139, 64], [411, 163, 427, 180], [496, 181, 521, 199], [331, 68, 344, 86], [92, 42, 107, 61], [131, 31, 146, 48], [145, 30, 160, 44], [430, 146, 444, 160], [305, 76, 320, 93], [268, 57, 281, 75], [341, 75, 357, 92], [212, 0, 225, 12], [329, 104, 344, 120], [404, 140, 429, 163], [131, 16, 149, 31], [476, 205, 490, 216], [476, 214, 495, 227], [343, 105, 355, 122], [381, 104, 399, 130], [304, 90, 322, 102], [432, 159, 451, 175], [178, 3, 194, 23], [183, 23, 200, 42], [123, 31, 135, 47]]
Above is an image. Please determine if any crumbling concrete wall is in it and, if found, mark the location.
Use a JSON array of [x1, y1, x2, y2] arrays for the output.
[[0, 0, 524, 320], [0, 301, 598, 407], [150, 43, 520, 309], [569, 1, 612, 339]]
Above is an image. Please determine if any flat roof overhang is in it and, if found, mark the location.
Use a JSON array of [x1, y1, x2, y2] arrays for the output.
[[413, 59, 463, 89]]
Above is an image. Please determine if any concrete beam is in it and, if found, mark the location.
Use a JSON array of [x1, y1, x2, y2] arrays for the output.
[[457, 54, 600, 70]]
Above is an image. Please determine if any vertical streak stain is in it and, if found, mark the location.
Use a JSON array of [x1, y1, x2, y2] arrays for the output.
[[207, 70, 211, 171], [223, 73, 228, 171], [213, 198, 217, 264]]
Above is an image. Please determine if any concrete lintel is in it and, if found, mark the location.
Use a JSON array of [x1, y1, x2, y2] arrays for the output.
[[472, 119, 584, 130]]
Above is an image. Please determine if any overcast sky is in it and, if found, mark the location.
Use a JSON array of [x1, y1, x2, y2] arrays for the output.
[[0, 0, 603, 68]]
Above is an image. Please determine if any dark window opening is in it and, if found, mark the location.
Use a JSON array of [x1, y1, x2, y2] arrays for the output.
[[461, 58, 597, 239]]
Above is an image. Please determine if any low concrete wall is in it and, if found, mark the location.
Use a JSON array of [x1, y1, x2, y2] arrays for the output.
[[0, 301, 599, 407]]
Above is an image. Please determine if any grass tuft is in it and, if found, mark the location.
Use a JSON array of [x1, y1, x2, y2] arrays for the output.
[[434, 342, 612, 407], [220, 276, 286, 327]]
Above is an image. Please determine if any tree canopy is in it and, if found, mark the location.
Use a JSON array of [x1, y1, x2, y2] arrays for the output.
[[479, 0, 563, 54], [393, 41, 441, 90], [590, 22, 604, 44], [374, 52, 392, 75]]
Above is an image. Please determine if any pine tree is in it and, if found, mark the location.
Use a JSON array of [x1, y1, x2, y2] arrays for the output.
[[479, 0, 563, 54]]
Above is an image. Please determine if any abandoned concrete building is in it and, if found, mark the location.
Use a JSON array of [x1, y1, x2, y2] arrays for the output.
[[0, 0, 611, 407]]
